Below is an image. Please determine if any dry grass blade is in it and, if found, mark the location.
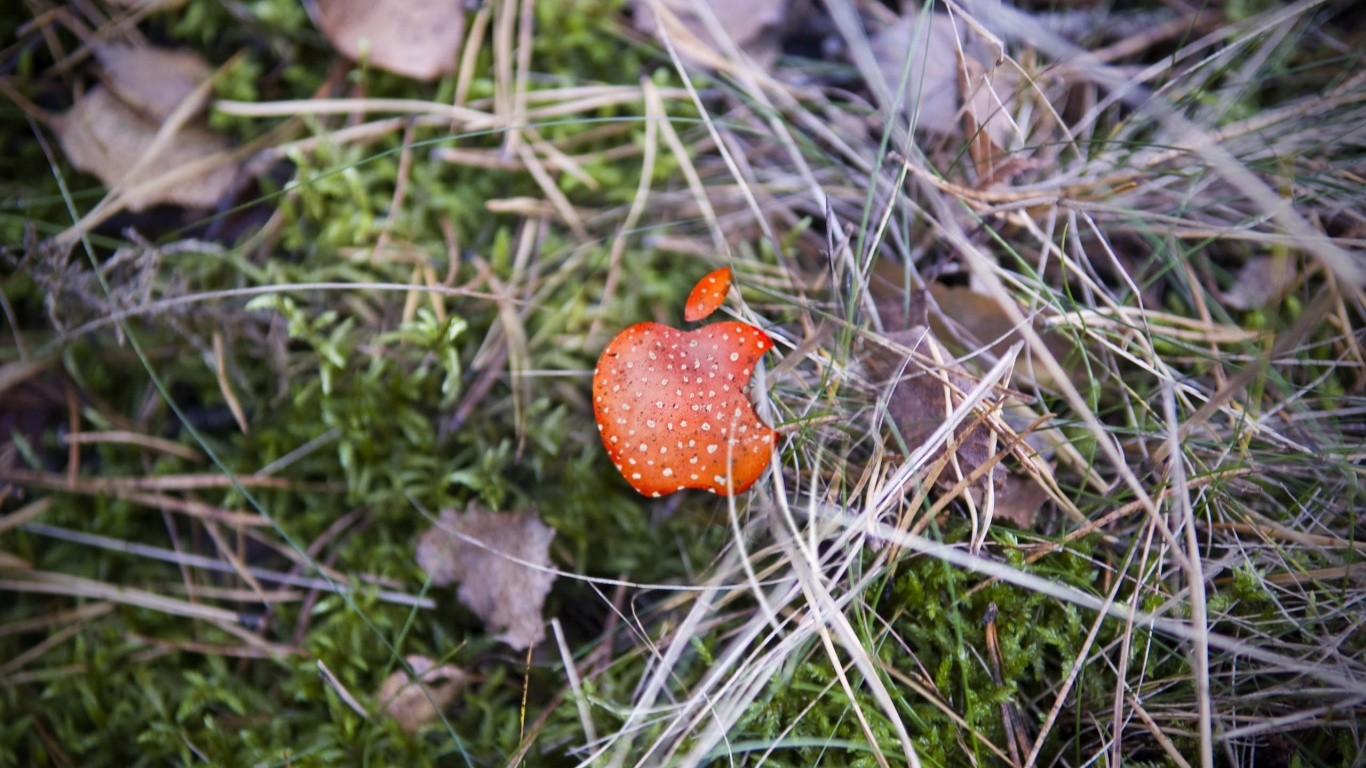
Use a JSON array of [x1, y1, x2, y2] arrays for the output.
[[20, 522, 435, 609], [3, 570, 245, 625], [59, 431, 204, 461]]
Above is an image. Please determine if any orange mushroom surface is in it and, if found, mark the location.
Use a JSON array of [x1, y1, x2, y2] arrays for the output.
[[684, 267, 733, 322], [593, 321, 776, 496]]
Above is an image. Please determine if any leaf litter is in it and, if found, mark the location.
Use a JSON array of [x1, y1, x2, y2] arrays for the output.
[[93, 41, 214, 120], [314, 0, 467, 81], [54, 85, 235, 211], [632, 0, 796, 67], [869, 10, 1017, 148], [866, 284, 1054, 528], [416, 506, 557, 650], [376, 655, 469, 732], [866, 324, 1008, 495]]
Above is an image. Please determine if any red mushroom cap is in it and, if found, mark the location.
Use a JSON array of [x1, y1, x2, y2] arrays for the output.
[[593, 321, 776, 496], [684, 267, 733, 322]]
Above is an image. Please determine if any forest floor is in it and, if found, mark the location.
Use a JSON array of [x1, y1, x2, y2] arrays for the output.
[[2, 1, 1365, 766]]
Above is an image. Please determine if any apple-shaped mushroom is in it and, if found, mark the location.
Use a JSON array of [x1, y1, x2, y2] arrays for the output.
[[593, 270, 776, 496]]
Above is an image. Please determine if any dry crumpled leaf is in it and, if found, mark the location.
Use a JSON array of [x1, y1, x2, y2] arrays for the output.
[[866, 325, 1007, 494], [869, 11, 1018, 149], [927, 283, 1079, 388], [416, 506, 556, 650], [1223, 255, 1296, 310], [377, 655, 468, 732], [315, 0, 466, 81], [94, 42, 213, 120], [992, 472, 1049, 528], [869, 265, 1077, 388], [55, 86, 235, 211], [633, 0, 795, 67]]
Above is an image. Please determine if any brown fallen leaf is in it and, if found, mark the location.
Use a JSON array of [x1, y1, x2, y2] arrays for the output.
[[869, 11, 1018, 149], [94, 42, 213, 120], [927, 283, 1077, 388], [957, 51, 1039, 186], [865, 325, 1007, 494], [416, 506, 556, 650], [315, 0, 466, 81], [1222, 255, 1297, 311], [991, 472, 1050, 529], [377, 655, 468, 732], [868, 265, 1076, 388], [633, 0, 795, 67], [54, 86, 235, 211]]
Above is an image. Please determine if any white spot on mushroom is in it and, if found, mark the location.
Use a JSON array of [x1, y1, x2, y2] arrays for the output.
[[632, 473, 642, 480], [729, 352, 739, 362], [707, 444, 718, 454], [662, 467, 673, 477]]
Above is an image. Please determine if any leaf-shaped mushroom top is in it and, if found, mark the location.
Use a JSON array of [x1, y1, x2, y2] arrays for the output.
[[684, 267, 733, 322]]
